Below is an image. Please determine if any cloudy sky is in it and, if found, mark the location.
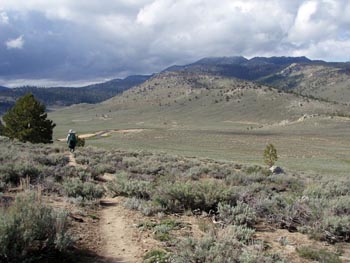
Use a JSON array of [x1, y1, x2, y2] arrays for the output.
[[0, 0, 349, 87]]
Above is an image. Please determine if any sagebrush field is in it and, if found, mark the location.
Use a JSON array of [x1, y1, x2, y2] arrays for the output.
[[1, 136, 349, 262]]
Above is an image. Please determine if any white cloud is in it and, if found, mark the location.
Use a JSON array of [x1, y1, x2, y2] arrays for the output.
[[292, 39, 350, 61], [0, 0, 349, 84], [6, 35, 24, 49], [288, 0, 340, 45], [0, 77, 109, 88], [0, 12, 9, 24]]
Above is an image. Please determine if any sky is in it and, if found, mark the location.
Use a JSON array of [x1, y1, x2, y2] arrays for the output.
[[0, 0, 349, 87]]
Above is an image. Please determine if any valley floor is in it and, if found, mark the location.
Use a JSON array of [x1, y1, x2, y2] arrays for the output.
[[53, 115, 350, 176]]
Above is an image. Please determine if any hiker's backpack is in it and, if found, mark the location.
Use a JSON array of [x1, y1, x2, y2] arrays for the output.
[[68, 133, 77, 148]]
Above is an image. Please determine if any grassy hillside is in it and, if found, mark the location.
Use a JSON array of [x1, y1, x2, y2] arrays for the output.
[[260, 63, 350, 104], [166, 56, 350, 104], [50, 72, 350, 175], [165, 56, 313, 81], [56, 71, 346, 124]]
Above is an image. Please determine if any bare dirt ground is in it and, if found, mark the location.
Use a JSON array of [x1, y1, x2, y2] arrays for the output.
[[58, 129, 146, 141], [94, 196, 162, 263], [99, 198, 145, 263]]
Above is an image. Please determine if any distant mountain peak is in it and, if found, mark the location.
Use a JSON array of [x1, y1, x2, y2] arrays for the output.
[[193, 56, 248, 65], [162, 55, 328, 82], [247, 56, 312, 65], [0, 86, 9, 91]]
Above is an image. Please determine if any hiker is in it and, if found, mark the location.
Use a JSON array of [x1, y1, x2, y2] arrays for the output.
[[66, 129, 77, 152]]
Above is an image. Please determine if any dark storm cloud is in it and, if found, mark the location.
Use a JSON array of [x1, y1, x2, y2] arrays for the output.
[[0, 0, 349, 87]]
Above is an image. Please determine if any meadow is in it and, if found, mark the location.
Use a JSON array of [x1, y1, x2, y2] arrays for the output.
[[51, 107, 350, 176]]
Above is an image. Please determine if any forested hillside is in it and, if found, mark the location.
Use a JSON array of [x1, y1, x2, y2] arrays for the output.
[[0, 75, 150, 114]]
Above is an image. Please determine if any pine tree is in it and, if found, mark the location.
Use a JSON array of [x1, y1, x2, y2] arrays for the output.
[[0, 120, 3, 135], [263, 143, 278, 167], [2, 93, 56, 143]]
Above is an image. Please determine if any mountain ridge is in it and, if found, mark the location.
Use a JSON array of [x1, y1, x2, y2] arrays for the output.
[[163, 56, 350, 103], [0, 86, 9, 91], [163, 56, 322, 81], [79, 70, 349, 126], [0, 75, 151, 114], [2, 56, 350, 115]]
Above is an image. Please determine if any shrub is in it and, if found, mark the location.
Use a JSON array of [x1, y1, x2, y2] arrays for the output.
[[0, 191, 72, 262], [245, 166, 259, 175], [93, 163, 116, 175], [35, 153, 69, 166], [171, 229, 248, 262], [296, 246, 341, 263], [154, 224, 173, 241], [123, 198, 164, 216], [0, 163, 42, 185], [122, 156, 140, 167], [321, 216, 350, 242], [227, 225, 255, 244], [171, 226, 285, 263], [108, 172, 152, 199], [253, 194, 286, 219], [155, 181, 236, 213], [144, 249, 170, 263], [330, 196, 350, 216], [239, 250, 286, 263], [44, 165, 80, 183], [76, 136, 85, 147], [75, 155, 90, 165], [304, 180, 350, 198], [217, 201, 256, 227], [267, 174, 304, 192], [280, 199, 312, 231], [185, 166, 203, 180], [138, 219, 186, 242], [63, 178, 105, 201]]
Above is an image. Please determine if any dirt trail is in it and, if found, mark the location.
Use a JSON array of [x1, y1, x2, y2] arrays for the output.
[[99, 198, 144, 263], [68, 152, 78, 166], [67, 153, 144, 263], [58, 129, 146, 142]]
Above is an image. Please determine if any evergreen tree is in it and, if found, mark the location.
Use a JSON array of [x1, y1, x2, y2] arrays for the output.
[[2, 93, 56, 143], [0, 120, 3, 135], [263, 143, 278, 167]]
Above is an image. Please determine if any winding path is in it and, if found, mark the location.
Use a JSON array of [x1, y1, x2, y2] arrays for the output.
[[67, 152, 143, 263], [99, 198, 142, 263]]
